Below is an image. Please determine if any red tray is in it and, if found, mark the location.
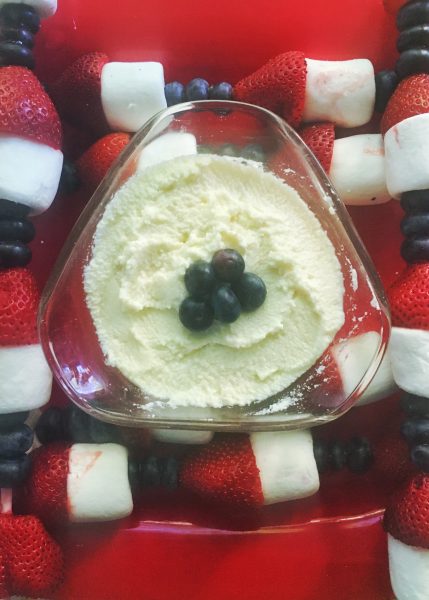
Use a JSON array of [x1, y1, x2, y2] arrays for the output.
[[31, 1, 402, 598]]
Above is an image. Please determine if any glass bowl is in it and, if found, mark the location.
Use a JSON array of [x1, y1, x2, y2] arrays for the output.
[[39, 100, 390, 431]]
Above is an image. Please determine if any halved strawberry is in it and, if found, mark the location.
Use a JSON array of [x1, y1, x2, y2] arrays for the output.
[[0, 268, 39, 346], [373, 431, 414, 484], [299, 122, 335, 173], [380, 74, 429, 135], [233, 51, 307, 128], [388, 263, 429, 329], [76, 132, 131, 191]]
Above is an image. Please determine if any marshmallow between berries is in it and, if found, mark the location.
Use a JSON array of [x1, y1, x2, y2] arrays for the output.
[[101, 62, 167, 132], [390, 327, 429, 398], [250, 430, 319, 504], [0, 344, 52, 414], [388, 534, 429, 600], [137, 132, 197, 171], [384, 113, 429, 199], [302, 58, 375, 127], [0, 134, 63, 215], [0, 0, 57, 17], [67, 443, 133, 523], [329, 134, 390, 205]]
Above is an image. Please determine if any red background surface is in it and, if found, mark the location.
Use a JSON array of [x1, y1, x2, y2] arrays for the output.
[[31, 1, 404, 598]]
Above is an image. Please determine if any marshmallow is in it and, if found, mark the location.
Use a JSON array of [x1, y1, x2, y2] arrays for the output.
[[329, 134, 390, 205], [302, 58, 375, 127], [67, 443, 133, 523], [152, 429, 214, 445], [0, 0, 57, 17], [0, 134, 63, 215], [0, 344, 52, 414], [388, 534, 429, 600], [250, 430, 319, 505], [137, 132, 197, 171], [385, 113, 429, 199], [390, 327, 429, 398], [101, 62, 167, 132], [332, 332, 396, 406]]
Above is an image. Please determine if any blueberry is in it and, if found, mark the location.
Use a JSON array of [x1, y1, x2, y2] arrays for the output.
[[0, 218, 35, 243], [401, 189, 429, 213], [208, 82, 233, 100], [328, 441, 347, 470], [35, 407, 67, 444], [396, 48, 429, 79], [0, 241, 31, 268], [374, 70, 398, 113], [0, 27, 34, 48], [211, 285, 241, 323], [0, 424, 33, 458], [0, 411, 29, 431], [0, 198, 30, 219], [185, 78, 209, 101], [218, 143, 238, 157], [346, 437, 373, 473], [184, 260, 216, 299], [58, 159, 81, 195], [233, 272, 267, 311], [128, 457, 140, 491], [88, 417, 118, 443], [159, 456, 179, 488], [211, 249, 245, 282], [411, 443, 429, 472], [313, 438, 329, 473], [397, 1, 429, 31], [397, 24, 429, 53], [401, 213, 429, 237], [140, 455, 161, 486], [401, 417, 429, 445], [164, 81, 186, 106], [401, 236, 429, 262], [0, 4, 40, 33], [241, 143, 266, 162], [0, 41, 34, 69], [0, 454, 31, 486], [66, 406, 92, 443], [179, 297, 214, 331], [400, 393, 429, 417]]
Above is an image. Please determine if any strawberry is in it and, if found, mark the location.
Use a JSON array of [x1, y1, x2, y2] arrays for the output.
[[76, 132, 131, 191], [380, 74, 429, 135], [180, 435, 264, 507], [233, 51, 307, 128], [373, 431, 414, 484], [388, 263, 429, 329], [384, 472, 429, 548], [299, 123, 335, 173], [0, 268, 39, 346], [383, 0, 408, 15], [23, 442, 70, 525], [0, 514, 63, 597], [50, 52, 110, 136], [0, 552, 8, 599], [0, 66, 61, 149]]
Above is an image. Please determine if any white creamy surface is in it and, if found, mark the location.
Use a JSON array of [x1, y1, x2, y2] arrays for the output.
[[84, 155, 344, 408]]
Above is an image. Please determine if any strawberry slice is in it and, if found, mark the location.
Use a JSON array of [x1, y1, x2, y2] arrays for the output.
[[76, 132, 131, 191], [388, 263, 429, 329], [373, 430, 415, 485], [0, 66, 62, 149], [0, 514, 63, 597], [299, 122, 335, 173], [380, 74, 429, 135], [0, 268, 39, 346], [233, 51, 307, 128], [180, 435, 264, 507], [384, 472, 429, 548], [50, 52, 110, 136]]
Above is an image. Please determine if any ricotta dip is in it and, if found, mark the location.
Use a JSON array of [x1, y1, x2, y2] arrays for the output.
[[84, 154, 344, 408]]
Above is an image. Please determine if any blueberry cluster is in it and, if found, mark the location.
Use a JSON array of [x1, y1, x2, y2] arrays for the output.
[[179, 249, 267, 332], [0, 410, 33, 487], [0, 3, 40, 70], [399, 189, 429, 262], [400, 393, 429, 472], [313, 436, 374, 474], [164, 78, 233, 106], [396, 0, 429, 79], [0, 198, 35, 268], [128, 455, 179, 491]]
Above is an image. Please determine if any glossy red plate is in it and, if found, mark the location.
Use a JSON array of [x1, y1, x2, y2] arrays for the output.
[[30, 1, 403, 598]]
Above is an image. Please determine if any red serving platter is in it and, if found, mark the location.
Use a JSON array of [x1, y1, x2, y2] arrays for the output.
[[28, 1, 405, 598]]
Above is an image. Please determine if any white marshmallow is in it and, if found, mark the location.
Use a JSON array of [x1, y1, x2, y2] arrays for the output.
[[329, 134, 390, 205], [101, 62, 167, 132], [250, 430, 319, 505], [67, 443, 133, 523], [302, 58, 375, 127], [152, 429, 214, 445], [388, 534, 429, 600], [332, 332, 396, 406], [0, 344, 52, 414], [390, 327, 429, 398], [137, 132, 197, 171], [0, 0, 57, 17], [0, 134, 63, 215], [385, 113, 429, 199]]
